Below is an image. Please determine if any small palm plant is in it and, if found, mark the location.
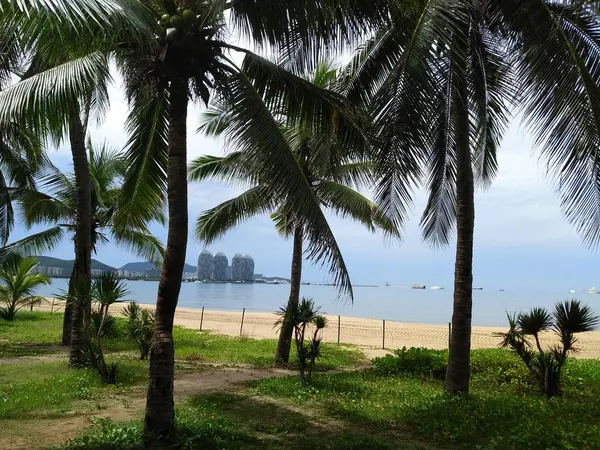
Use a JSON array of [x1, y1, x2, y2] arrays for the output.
[[499, 300, 599, 397], [276, 297, 327, 382], [0, 255, 50, 320], [123, 301, 155, 360], [89, 272, 129, 383]]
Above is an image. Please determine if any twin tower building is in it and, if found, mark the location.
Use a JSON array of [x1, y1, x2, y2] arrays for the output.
[[196, 250, 255, 282]]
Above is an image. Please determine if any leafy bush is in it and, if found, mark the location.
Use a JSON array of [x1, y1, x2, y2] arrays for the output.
[[373, 347, 447, 379], [90, 310, 118, 338], [123, 301, 155, 360], [499, 299, 599, 397]]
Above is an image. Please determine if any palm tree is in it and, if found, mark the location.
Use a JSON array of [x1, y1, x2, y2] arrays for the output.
[[190, 61, 399, 365], [0, 0, 393, 437], [7, 139, 163, 362], [0, 255, 51, 320], [340, 0, 600, 393]]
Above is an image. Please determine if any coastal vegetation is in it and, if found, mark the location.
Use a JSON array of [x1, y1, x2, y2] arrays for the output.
[[1, 0, 600, 447], [0, 310, 599, 449], [189, 61, 399, 366]]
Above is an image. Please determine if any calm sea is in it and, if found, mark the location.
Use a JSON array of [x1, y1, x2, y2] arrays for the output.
[[34, 279, 597, 327]]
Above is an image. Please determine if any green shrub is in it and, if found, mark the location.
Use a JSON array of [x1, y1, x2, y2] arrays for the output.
[[372, 347, 447, 379], [123, 302, 154, 360]]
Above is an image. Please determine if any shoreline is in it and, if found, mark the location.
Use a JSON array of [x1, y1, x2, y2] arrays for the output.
[[38, 300, 600, 359]]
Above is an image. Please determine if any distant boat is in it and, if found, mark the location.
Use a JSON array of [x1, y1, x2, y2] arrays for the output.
[[385, 282, 390, 287], [569, 289, 576, 294], [588, 287, 599, 294], [499, 289, 505, 292], [411, 284, 426, 290], [429, 286, 443, 290], [473, 287, 483, 290]]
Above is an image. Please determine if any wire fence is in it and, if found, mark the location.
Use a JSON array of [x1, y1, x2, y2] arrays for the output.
[[36, 301, 464, 351]]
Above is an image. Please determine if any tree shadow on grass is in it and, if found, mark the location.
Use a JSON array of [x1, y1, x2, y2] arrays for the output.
[[188, 391, 429, 449]]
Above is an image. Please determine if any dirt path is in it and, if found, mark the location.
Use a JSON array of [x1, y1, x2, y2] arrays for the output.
[[3, 365, 292, 450]]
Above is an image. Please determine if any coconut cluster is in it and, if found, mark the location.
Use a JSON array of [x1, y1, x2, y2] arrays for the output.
[[159, 6, 201, 31]]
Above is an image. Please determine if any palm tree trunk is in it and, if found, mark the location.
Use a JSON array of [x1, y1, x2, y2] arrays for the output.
[[445, 47, 475, 394], [144, 76, 189, 438], [68, 110, 93, 366], [275, 224, 303, 365], [61, 258, 77, 346]]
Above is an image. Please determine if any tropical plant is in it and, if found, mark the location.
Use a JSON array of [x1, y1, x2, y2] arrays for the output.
[[190, 61, 398, 365], [85, 272, 129, 383], [276, 297, 327, 382], [340, 0, 600, 393], [499, 300, 599, 397], [123, 301, 155, 360], [0, 0, 393, 437], [0, 255, 50, 320]]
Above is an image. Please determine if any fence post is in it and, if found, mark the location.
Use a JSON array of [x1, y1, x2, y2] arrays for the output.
[[199, 306, 205, 331], [240, 308, 246, 336], [337, 315, 341, 345], [382, 319, 386, 349], [50, 298, 55, 313], [448, 322, 452, 349]]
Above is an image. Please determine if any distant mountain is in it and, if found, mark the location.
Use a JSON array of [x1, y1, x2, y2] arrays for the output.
[[119, 261, 196, 273], [35, 256, 117, 272]]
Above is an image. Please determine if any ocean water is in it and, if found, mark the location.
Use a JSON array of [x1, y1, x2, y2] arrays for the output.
[[34, 279, 596, 327]]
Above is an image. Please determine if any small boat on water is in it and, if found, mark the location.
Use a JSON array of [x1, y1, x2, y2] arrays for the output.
[[411, 284, 426, 289], [569, 289, 576, 294], [429, 286, 443, 290], [588, 287, 600, 294]]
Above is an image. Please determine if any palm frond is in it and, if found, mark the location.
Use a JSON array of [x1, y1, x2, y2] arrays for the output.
[[115, 85, 168, 231], [316, 179, 400, 239], [3, 227, 65, 256], [110, 228, 164, 264], [211, 70, 354, 296], [501, 0, 600, 248], [195, 186, 274, 244], [188, 153, 255, 186], [0, 53, 111, 141]]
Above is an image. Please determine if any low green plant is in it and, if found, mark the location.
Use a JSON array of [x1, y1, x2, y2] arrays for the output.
[[498, 299, 599, 397], [0, 255, 50, 321], [85, 273, 129, 383], [276, 297, 327, 382], [372, 347, 447, 379], [123, 301, 154, 360]]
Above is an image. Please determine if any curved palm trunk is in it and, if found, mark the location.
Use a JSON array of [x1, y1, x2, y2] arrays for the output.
[[275, 224, 303, 365], [144, 77, 189, 438], [68, 110, 93, 365], [445, 50, 475, 393]]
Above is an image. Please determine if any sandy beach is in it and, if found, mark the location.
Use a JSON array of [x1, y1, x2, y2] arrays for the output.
[[38, 300, 600, 359]]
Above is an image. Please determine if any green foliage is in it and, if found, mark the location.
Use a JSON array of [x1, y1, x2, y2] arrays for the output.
[[0, 311, 63, 357], [122, 301, 154, 360], [90, 310, 119, 338], [276, 298, 327, 381], [373, 347, 447, 379], [254, 350, 600, 449], [499, 300, 600, 396], [0, 360, 148, 420], [0, 255, 50, 320]]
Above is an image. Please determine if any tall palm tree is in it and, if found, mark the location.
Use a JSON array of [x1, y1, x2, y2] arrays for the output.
[[340, 0, 600, 393], [0, 0, 394, 436], [7, 140, 163, 363], [0, 0, 159, 356], [190, 61, 399, 365], [0, 255, 51, 320]]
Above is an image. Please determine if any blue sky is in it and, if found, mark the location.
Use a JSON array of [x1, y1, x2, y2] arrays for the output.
[[10, 76, 599, 291]]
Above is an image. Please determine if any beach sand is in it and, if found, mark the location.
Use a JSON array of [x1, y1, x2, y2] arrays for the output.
[[38, 300, 600, 359]]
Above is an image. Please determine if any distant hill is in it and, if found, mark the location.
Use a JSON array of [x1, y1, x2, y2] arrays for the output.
[[35, 256, 117, 272], [119, 261, 196, 273]]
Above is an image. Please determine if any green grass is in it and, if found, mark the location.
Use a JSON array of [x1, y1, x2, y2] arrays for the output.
[[0, 359, 148, 420], [0, 312, 365, 372], [0, 311, 64, 357], [174, 327, 365, 370]]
